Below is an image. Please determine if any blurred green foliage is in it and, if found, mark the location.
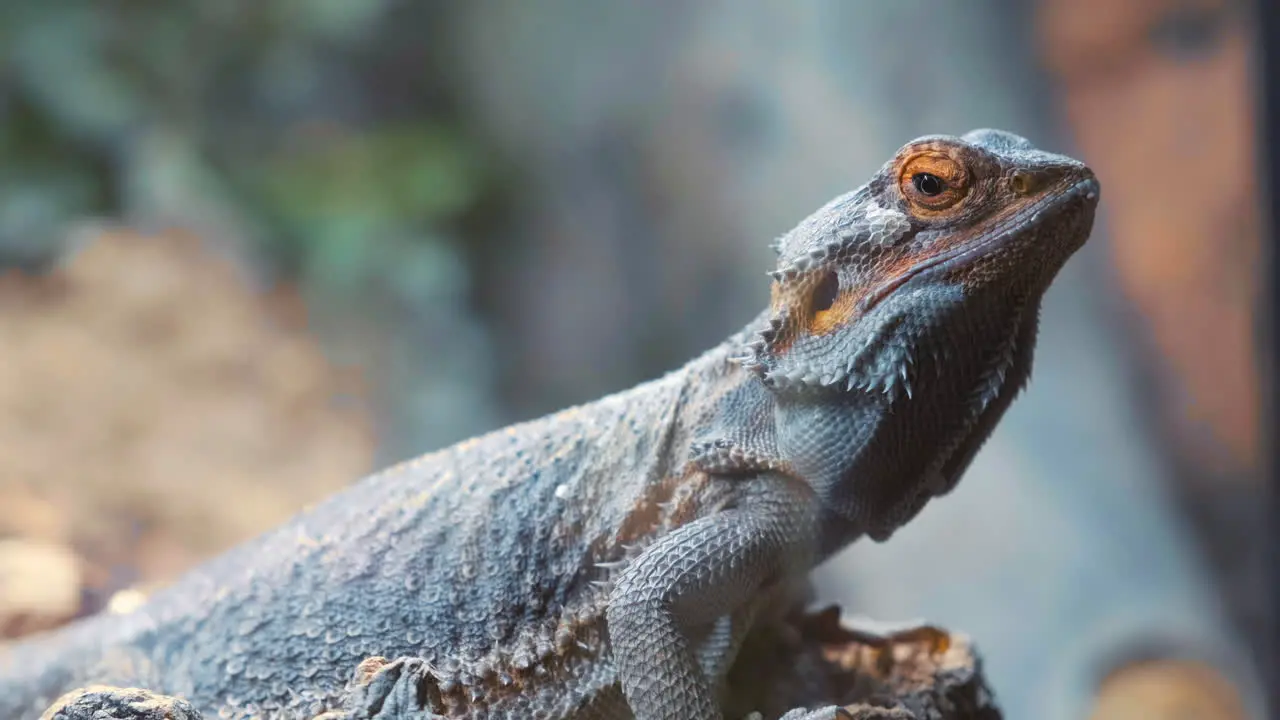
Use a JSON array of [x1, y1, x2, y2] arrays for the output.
[[0, 0, 487, 285], [254, 124, 482, 295], [0, 0, 502, 455]]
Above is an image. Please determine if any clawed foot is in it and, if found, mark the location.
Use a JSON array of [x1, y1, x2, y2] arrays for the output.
[[769, 703, 916, 720], [40, 685, 202, 720], [341, 655, 443, 719], [800, 605, 951, 653], [730, 605, 999, 720], [798, 605, 954, 679], [844, 624, 951, 655]]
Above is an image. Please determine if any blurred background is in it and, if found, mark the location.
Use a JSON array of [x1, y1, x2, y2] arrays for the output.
[[0, 1, 1269, 718]]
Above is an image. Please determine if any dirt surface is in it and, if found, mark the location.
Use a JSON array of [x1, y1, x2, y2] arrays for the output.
[[0, 229, 374, 637]]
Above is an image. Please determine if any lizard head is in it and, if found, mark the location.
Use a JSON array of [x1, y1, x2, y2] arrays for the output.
[[737, 128, 1099, 396]]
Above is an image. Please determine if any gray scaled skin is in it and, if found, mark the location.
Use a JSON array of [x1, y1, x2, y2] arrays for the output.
[[0, 129, 1098, 720]]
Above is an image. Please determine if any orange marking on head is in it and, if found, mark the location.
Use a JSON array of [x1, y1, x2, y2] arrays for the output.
[[808, 285, 864, 335], [898, 150, 971, 218], [762, 280, 800, 354], [768, 280, 787, 312]]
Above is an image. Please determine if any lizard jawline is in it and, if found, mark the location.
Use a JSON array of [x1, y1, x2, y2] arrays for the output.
[[856, 177, 1097, 313]]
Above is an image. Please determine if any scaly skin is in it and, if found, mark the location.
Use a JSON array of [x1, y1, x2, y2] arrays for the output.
[[0, 129, 1098, 720]]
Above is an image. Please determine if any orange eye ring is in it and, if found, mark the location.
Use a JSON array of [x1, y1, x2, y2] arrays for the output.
[[899, 152, 969, 212]]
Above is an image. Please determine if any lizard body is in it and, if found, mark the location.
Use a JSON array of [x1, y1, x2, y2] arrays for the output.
[[0, 129, 1098, 720]]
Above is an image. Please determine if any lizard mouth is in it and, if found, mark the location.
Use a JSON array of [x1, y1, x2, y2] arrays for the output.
[[857, 177, 1099, 313]]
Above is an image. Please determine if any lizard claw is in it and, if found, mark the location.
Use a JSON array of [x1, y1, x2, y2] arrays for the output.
[[342, 655, 442, 718], [858, 624, 953, 655], [40, 686, 203, 720], [775, 704, 915, 720], [774, 706, 845, 720]]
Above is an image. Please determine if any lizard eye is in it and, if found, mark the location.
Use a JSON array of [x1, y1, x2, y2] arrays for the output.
[[899, 152, 969, 213], [912, 173, 945, 196]]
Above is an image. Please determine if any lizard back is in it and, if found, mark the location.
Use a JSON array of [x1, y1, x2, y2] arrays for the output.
[[0, 337, 748, 718]]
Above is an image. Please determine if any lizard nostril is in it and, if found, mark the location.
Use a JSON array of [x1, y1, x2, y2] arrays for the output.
[[1010, 170, 1035, 195]]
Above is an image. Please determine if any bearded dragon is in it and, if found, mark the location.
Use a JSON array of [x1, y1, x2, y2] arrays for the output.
[[0, 129, 1098, 720]]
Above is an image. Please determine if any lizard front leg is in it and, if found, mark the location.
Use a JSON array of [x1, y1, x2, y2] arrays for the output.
[[606, 477, 843, 720]]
